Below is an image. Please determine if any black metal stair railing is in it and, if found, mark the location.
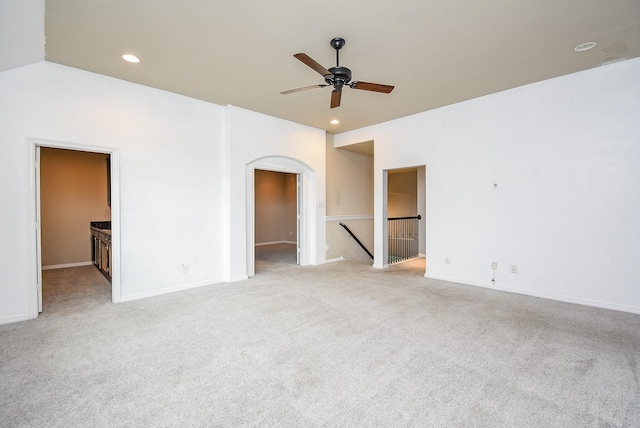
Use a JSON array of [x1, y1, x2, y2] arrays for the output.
[[388, 215, 421, 264], [339, 222, 374, 260]]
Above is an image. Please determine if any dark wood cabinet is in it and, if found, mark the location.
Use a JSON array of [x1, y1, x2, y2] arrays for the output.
[[91, 226, 112, 280]]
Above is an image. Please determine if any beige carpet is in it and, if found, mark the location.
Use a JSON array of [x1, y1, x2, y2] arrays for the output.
[[1, 247, 639, 427]]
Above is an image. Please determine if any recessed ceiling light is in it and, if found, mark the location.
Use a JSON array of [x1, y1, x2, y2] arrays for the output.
[[330, 119, 339, 125], [122, 54, 140, 63], [574, 42, 596, 52]]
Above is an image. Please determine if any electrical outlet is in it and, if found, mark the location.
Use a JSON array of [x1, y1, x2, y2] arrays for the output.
[[181, 264, 188, 274], [511, 264, 518, 273], [445, 257, 450, 265], [491, 261, 497, 270]]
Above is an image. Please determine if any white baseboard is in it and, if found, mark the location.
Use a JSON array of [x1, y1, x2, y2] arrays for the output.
[[497, 284, 640, 315], [424, 274, 486, 288], [424, 274, 640, 315], [0, 313, 32, 325], [42, 261, 93, 270], [119, 279, 223, 303]]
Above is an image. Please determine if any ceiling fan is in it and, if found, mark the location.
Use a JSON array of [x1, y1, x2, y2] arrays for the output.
[[281, 37, 394, 108]]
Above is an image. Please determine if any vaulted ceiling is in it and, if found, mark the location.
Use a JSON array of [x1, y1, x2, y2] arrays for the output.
[[43, 0, 640, 133]]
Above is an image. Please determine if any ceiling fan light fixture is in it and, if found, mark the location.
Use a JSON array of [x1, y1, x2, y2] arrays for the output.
[[122, 54, 140, 63], [574, 41, 596, 52]]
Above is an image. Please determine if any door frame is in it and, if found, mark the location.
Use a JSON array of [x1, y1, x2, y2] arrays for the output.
[[246, 156, 315, 277], [28, 139, 121, 318], [379, 165, 427, 275], [251, 169, 301, 268]]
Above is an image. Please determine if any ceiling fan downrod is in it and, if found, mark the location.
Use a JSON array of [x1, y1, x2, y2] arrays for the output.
[[326, 37, 351, 90], [330, 37, 345, 67]]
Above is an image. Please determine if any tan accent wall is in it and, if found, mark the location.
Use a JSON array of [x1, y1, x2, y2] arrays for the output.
[[326, 218, 374, 263], [325, 135, 374, 262], [388, 169, 418, 217], [40, 148, 111, 266], [326, 136, 374, 216], [254, 170, 297, 244]]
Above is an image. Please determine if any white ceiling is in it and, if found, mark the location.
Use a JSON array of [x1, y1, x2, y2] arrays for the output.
[[43, 0, 640, 133]]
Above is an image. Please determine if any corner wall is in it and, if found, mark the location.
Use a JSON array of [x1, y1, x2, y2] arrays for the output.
[[336, 58, 640, 313], [325, 135, 374, 263]]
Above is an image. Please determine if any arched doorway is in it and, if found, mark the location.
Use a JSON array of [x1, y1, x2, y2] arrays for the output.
[[246, 156, 317, 277]]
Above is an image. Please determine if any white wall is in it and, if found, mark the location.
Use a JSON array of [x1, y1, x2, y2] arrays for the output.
[[226, 106, 326, 281], [0, 62, 227, 323], [336, 58, 640, 314], [0, 0, 44, 72], [0, 63, 329, 324]]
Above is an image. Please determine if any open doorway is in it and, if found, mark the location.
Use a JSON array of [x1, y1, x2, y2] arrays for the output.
[[31, 141, 121, 318], [254, 170, 300, 271], [384, 166, 426, 272], [246, 156, 316, 279]]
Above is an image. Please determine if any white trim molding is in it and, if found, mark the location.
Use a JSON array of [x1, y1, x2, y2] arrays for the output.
[[425, 274, 640, 315], [326, 214, 374, 221], [119, 279, 223, 302], [0, 313, 31, 326]]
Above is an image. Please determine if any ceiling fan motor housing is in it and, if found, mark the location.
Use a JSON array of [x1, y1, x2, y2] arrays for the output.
[[326, 66, 352, 89]]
